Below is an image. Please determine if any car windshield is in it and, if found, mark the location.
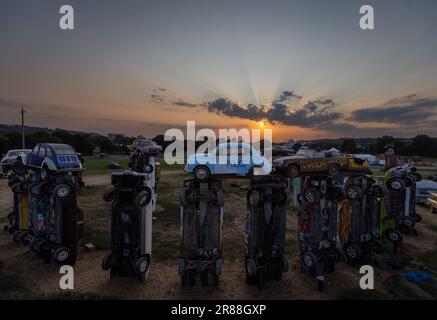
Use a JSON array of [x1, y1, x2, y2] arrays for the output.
[[53, 146, 75, 155], [136, 140, 155, 147]]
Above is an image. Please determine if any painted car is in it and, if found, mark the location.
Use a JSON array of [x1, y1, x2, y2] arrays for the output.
[[273, 149, 370, 177], [184, 142, 272, 180], [1, 149, 31, 173], [26, 143, 83, 179], [425, 192, 437, 214], [416, 180, 437, 203], [128, 136, 162, 154]]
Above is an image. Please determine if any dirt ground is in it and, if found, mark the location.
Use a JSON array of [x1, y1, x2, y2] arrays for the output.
[[1, 172, 437, 300]]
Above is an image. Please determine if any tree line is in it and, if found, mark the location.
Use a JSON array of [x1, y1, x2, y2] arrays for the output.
[[0, 130, 132, 156], [340, 135, 437, 158]]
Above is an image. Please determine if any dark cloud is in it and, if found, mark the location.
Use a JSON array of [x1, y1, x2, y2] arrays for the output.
[[273, 90, 302, 103], [172, 99, 198, 108], [205, 92, 341, 128], [150, 88, 167, 104], [350, 94, 437, 125]]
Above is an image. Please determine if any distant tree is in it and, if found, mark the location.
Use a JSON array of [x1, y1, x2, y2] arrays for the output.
[[341, 138, 358, 153]]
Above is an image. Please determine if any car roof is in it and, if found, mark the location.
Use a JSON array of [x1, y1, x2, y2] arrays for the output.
[[8, 149, 31, 152], [44, 143, 74, 148], [218, 142, 252, 148]]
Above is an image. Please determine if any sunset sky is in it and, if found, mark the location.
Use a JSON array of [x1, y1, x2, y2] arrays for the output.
[[1, 0, 437, 141]]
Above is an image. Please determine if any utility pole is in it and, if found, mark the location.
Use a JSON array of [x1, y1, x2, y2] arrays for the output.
[[21, 107, 25, 148]]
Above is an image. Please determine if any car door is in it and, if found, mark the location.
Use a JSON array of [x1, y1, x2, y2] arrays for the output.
[[238, 145, 252, 175], [35, 145, 46, 167], [27, 145, 40, 167], [215, 145, 236, 175]]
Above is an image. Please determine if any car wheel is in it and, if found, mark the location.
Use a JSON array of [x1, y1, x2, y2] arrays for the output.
[[429, 206, 437, 214], [248, 190, 260, 207], [135, 256, 150, 277], [40, 166, 50, 181], [53, 247, 71, 265], [387, 178, 404, 191], [53, 184, 72, 199], [384, 228, 402, 243], [30, 183, 41, 196], [302, 251, 317, 274], [134, 188, 152, 209], [286, 164, 300, 178], [303, 187, 320, 204], [246, 258, 257, 277], [328, 164, 340, 177], [401, 217, 415, 228], [194, 166, 210, 181], [102, 186, 117, 202], [346, 184, 362, 200], [344, 243, 362, 260], [101, 252, 115, 271]]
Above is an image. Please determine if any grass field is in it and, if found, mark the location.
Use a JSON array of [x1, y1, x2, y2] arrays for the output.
[[82, 156, 185, 175], [1, 155, 437, 299]]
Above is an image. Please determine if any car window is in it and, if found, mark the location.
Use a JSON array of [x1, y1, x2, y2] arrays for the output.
[[240, 147, 250, 156], [38, 146, 46, 157], [46, 148, 53, 157], [53, 146, 75, 155], [32, 145, 39, 154]]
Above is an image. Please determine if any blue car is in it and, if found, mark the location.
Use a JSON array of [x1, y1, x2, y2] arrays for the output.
[[185, 142, 271, 180], [26, 143, 83, 180]]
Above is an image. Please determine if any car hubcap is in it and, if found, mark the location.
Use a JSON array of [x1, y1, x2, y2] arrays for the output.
[[57, 185, 70, 198], [303, 254, 313, 267], [140, 260, 148, 273], [391, 181, 402, 190], [196, 169, 207, 179], [57, 250, 69, 261], [346, 246, 357, 258], [348, 188, 358, 199]]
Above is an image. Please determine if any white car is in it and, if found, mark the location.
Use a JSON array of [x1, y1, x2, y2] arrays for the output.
[[1, 149, 31, 173], [185, 142, 272, 180]]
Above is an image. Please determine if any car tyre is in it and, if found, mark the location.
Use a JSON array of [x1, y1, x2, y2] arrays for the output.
[[102, 186, 117, 202], [286, 164, 300, 178], [328, 164, 340, 177], [344, 243, 362, 261], [134, 188, 152, 209], [301, 251, 317, 274], [101, 252, 115, 271], [53, 247, 72, 265], [303, 187, 320, 204], [194, 166, 210, 181], [346, 184, 362, 200], [384, 228, 402, 243], [387, 178, 404, 191]]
